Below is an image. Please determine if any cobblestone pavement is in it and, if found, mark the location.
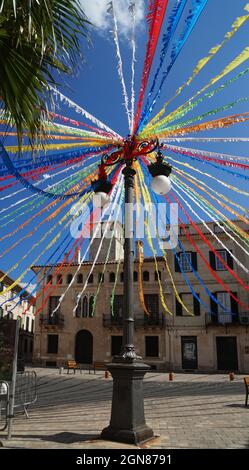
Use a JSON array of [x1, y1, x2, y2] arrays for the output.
[[0, 369, 249, 449]]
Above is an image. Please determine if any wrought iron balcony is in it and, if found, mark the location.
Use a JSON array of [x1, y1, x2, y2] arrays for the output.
[[103, 313, 164, 328], [39, 313, 64, 327]]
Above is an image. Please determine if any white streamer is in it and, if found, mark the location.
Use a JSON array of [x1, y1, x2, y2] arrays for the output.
[[173, 179, 249, 273], [52, 170, 123, 315], [73, 172, 124, 314], [49, 85, 121, 139], [164, 143, 249, 162], [129, 2, 136, 133], [108, 1, 131, 130], [160, 137, 249, 143]]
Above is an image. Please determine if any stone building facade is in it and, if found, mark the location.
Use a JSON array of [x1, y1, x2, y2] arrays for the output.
[[32, 220, 249, 373], [0, 270, 36, 364]]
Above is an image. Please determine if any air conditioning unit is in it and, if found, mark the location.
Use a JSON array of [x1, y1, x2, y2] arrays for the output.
[[240, 316, 249, 325]]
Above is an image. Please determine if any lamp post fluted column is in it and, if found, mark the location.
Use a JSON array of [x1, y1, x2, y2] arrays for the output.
[[101, 160, 154, 445]]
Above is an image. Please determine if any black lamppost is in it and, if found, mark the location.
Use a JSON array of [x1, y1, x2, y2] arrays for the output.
[[92, 138, 172, 445]]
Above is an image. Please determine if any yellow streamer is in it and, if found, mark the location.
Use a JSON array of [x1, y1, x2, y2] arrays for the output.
[[144, 46, 249, 135]]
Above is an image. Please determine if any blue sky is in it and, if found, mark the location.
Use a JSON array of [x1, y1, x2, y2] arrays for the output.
[[0, 0, 249, 289]]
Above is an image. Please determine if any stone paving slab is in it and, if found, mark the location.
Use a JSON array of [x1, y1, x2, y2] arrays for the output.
[[0, 369, 249, 449]]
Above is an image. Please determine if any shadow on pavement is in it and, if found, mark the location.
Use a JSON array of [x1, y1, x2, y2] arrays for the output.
[[12, 432, 100, 444]]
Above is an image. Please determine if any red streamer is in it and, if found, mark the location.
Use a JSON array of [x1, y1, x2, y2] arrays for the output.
[[133, 0, 169, 134]]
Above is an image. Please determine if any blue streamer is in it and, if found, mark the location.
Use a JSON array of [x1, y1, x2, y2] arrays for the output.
[[165, 147, 249, 180], [139, 0, 188, 129], [140, 159, 229, 312], [0, 142, 96, 199], [138, 0, 208, 132]]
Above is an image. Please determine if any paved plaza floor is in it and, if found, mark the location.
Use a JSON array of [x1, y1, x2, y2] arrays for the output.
[[0, 368, 249, 449]]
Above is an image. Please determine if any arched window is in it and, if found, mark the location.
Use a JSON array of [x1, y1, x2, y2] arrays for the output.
[[26, 316, 30, 331], [143, 271, 149, 282], [88, 273, 93, 284], [120, 272, 124, 282], [89, 296, 94, 317], [155, 270, 161, 281], [109, 272, 115, 283], [57, 275, 63, 285], [133, 271, 138, 282], [82, 296, 88, 317], [47, 275, 52, 285], [77, 273, 83, 284], [98, 273, 104, 283], [76, 298, 81, 318], [67, 274, 73, 284]]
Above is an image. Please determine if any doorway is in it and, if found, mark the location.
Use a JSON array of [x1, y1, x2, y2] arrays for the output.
[[216, 337, 238, 371], [181, 336, 198, 370], [75, 330, 93, 364]]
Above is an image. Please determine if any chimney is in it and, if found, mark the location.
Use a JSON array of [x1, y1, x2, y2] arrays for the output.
[[135, 240, 144, 261], [75, 247, 81, 264]]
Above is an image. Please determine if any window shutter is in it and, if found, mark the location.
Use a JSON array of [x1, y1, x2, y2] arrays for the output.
[[174, 253, 181, 272], [193, 295, 200, 316], [209, 251, 216, 270], [192, 252, 198, 271], [175, 296, 182, 316], [227, 251, 234, 269], [231, 292, 238, 314], [210, 293, 218, 314]]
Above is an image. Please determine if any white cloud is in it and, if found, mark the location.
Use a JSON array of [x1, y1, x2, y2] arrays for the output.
[[80, 0, 145, 37]]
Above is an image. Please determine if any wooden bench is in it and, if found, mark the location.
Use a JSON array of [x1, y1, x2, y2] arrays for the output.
[[89, 361, 107, 374], [244, 377, 249, 406], [66, 360, 82, 374]]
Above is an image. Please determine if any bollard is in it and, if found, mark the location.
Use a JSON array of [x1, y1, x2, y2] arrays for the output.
[[169, 372, 174, 381], [105, 370, 109, 379], [229, 372, 235, 381]]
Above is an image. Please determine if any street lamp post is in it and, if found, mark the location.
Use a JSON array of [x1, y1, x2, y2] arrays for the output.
[[93, 138, 172, 445]]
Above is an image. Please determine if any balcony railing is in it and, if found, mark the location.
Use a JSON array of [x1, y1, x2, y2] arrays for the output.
[[103, 313, 164, 328], [206, 312, 240, 325], [40, 314, 64, 327]]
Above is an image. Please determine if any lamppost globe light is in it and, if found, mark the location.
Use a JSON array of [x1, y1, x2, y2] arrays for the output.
[[151, 174, 172, 195]]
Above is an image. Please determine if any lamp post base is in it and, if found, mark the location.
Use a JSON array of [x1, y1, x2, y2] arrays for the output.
[[101, 361, 154, 445]]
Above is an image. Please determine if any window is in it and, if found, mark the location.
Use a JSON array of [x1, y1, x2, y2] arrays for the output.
[[155, 270, 161, 281], [30, 341, 33, 353], [57, 275, 63, 285], [144, 294, 159, 318], [31, 319, 34, 333], [217, 292, 231, 313], [109, 272, 115, 283], [48, 296, 60, 318], [82, 296, 88, 317], [209, 250, 233, 271], [26, 316, 30, 331], [176, 293, 200, 316], [67, 274, 73, 284], [112, 295, 124, 318], [47, 334, 58, 354], [89, 296, 94, 317], [98, 272, 104, 283], [77, 273, 83, 284], [145, 336, 159, 357], [111, 336, 123, 356], [120, 272, 124, 282], [175, 252, 197, 272], [88, 273, 94, 284], [214, 223, 224, 233], [0, 281, 4, 291], [180, 225, 188, 235], [24, 339, 28, 354], [143, 271, 150, 282], [133, 271, 138, 282], [47, 275, 52, 285]]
